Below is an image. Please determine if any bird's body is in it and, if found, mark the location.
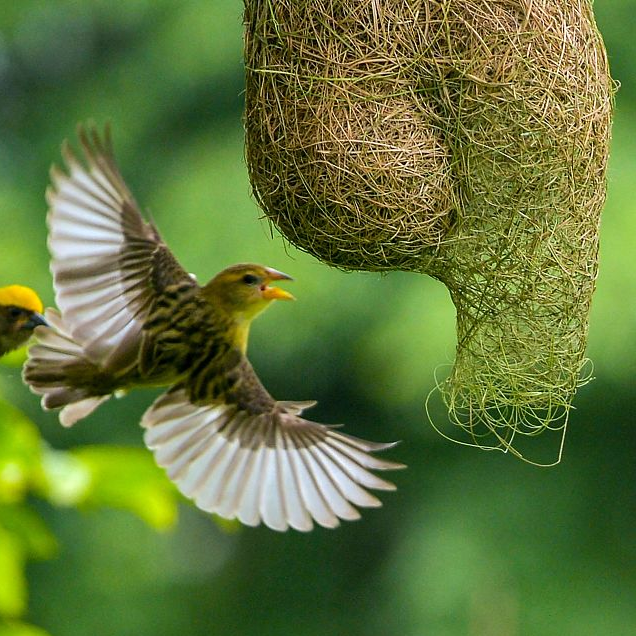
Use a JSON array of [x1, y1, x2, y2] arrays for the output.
[[0, 285, 47, 356], [24, 124, 404, 531]]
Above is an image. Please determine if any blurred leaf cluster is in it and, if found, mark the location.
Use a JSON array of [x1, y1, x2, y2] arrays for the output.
[[0, 359, 177, 635]]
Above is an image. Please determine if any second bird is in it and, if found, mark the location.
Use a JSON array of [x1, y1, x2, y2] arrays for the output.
[[0, 285, 47, 357], [23, 125, 404, 532]]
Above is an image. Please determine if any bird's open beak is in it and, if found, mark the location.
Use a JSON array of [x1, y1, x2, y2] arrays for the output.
[[262, 268, 295, 301], [24, 312, 48, 330]]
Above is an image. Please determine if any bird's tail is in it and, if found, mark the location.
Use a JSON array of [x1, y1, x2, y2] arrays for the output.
[[23, 308, 111, 427]]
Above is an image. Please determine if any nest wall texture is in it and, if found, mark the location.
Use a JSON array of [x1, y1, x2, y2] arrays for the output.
[[243, 0, 614, 461]]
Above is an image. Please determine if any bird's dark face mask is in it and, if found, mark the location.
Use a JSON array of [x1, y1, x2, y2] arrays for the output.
[[0, 306, 47, 356], [22, 311, 48, 331], [3, 307, 48, 336]]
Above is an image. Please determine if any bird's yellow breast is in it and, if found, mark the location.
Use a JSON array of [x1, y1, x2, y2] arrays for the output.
[[227, 320, 250, 354]]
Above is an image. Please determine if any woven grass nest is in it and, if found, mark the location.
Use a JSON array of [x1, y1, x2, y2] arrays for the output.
[[243, 0, 614, 463]]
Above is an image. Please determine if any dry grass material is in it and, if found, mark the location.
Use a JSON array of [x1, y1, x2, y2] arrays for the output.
[[243, 0, 614, 463]]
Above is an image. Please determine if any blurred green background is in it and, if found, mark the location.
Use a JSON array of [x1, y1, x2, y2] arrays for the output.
[[0, 1, 634, 634]]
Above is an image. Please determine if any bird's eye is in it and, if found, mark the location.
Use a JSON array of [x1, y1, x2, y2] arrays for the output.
[[242, 274, 259, 285], [8, 307, 22, 318]]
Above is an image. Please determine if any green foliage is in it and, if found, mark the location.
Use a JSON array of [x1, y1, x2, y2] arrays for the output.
[[0, 348, 27, 370], [0, 396, 179, 634], [0, 400, 42, 504], [0, 622, 51, 636], [65, 447, 177, 529]]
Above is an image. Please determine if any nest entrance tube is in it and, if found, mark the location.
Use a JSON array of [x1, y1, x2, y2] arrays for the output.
[[243, 0, 614, 463]]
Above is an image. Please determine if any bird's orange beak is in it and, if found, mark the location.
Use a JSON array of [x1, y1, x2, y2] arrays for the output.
[[261, 268, 295, 301]]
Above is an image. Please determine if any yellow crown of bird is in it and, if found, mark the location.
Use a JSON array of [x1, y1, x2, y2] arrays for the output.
[[0, 285, 44, 314]]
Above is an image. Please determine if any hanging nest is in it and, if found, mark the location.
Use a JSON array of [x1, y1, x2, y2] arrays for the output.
[[243, 0, 614, 463]]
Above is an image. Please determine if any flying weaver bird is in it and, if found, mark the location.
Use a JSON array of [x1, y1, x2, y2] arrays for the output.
[[23, 124, 404, 531], [0, 285, 47, 357]]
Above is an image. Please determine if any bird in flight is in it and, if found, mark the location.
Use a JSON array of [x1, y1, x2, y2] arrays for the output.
[[23, 124, 404, 531], [0, 285, 47, 357]]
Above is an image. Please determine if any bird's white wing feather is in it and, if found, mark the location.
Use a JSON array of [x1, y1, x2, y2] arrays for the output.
[[47, 125, 191, 370], [141, 389, 404, 532]]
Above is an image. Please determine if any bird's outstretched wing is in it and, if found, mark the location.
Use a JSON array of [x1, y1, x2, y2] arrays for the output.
[[142, 381, 405, 532], [47, 124, 194, 370]]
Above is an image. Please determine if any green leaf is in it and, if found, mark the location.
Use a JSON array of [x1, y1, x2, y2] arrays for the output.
[[0, 527, 26, 618], [0, 401, 43, 504], [0, 620, 52, 636], [36, 449, 92, 507], [70, 446, 178, 530], [211, 515, 242, 534], [0, 505, 57, 561], [0, 346, 28, 368]]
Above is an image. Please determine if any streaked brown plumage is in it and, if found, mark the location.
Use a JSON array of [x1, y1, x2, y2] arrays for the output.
[[23, 124, 404, 531], [0, 286, 47, 356]]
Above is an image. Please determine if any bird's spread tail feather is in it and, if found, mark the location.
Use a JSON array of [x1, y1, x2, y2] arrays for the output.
[[23, 308, 111, 426]]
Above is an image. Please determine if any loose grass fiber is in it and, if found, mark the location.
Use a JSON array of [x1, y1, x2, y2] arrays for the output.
[[243, 0, 614, 464]]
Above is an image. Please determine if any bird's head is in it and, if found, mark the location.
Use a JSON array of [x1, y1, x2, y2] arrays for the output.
[[203, 264, 295, 323], [0, 285, 48, 356]]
